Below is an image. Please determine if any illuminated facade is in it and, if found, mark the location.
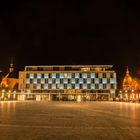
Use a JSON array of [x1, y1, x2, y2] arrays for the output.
[[121, 68, 140, 101], [18, 65, 117, 101]]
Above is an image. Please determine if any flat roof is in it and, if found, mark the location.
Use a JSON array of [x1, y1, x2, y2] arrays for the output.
[[24, 65, 113, 71]]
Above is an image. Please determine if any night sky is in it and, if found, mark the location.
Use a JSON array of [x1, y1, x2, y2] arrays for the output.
[[0, 0, 140, 87]]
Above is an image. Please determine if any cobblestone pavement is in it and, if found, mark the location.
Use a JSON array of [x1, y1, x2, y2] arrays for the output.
[[0, 101, 140, 140]]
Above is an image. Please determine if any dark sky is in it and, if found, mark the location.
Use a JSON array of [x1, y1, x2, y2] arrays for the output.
[[0, 0, 140, 86]]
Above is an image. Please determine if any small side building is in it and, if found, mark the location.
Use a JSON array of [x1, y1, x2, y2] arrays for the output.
[[122, 67, 140, 101]]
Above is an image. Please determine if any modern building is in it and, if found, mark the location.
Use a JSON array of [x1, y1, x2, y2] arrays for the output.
[[18, 65, 117, 101]]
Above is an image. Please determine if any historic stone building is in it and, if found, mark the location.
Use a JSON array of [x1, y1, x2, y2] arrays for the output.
[[122, 67, 140, 101]]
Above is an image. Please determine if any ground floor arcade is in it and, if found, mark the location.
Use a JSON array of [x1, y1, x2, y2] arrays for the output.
[[17, 93, 112, 101]]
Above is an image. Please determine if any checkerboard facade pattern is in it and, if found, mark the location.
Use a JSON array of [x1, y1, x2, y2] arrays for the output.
[[21, 72, 116, 92]]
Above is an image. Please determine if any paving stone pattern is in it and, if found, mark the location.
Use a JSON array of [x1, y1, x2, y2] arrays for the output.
[[0, 101, 140, 140]]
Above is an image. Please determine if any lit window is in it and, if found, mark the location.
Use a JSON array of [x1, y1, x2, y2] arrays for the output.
[[52, 84, 56, 89], [44, 84, 48, 89], [75, 73, 79, 78], [75, 84, 79, 89], [79, 79, 83, 84], [71, 79, 75, 84], [26, 79, 30, 84], [64, 73, 68, 78], [107, 73, 110, 78], [48, 79, 52, 84], [44, 74, 48, 78], [52, 73, 56, 78], [37, 74, 41, 79], [83, 84, 87, 89], [67, 84, 71, 89], [99, 84, 103, 89], [110, 78, 115, 84], [82, 73, 87, 78], [90, 73, 95, 78], [95, 79, 99, 83], [107, 84, 111, 89], [67, 73, 72, 78], [91, 84, 95, 89], [60, 84, 64, 89], [64, 79, 68, 84], [56, 79, 60, 84], [37, 84, 41, 89], [60, 73, 64, 79], [99, 73, 102, 78], [29, 74, 34, 79], [103, 78, 107, 84], [41, 79, 45, 84], [33, 79, 37, 84]]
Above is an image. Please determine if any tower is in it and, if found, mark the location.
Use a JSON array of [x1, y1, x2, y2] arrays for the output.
[[9, 57, 14, 73], [123, 67, 132, 90]]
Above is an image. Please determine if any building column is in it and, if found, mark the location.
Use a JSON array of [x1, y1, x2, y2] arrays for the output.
[[36, 95, 41, 101], [48, 94, 51, 101], [96, 92, 98, 101], [77, 95, 81, 102]]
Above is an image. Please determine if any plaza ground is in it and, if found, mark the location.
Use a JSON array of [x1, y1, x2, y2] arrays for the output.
[[0, 101, 140, 140]]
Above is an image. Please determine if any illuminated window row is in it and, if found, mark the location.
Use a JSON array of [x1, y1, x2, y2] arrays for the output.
[[26, 83, 115, 90], [26, 72, 115, 79], [26, 78, 116, 84]]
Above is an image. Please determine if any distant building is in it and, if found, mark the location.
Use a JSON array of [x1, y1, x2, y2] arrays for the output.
[[122, 68, 140, 101], [1, 63, 18, 91], [18, 65, 117, 101]]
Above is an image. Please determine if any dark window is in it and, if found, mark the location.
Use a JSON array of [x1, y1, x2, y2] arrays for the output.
[[52, 79, 56, 84], [49, 74, 51, 78], [34, 74, 37, 78], [99, 79, 102, 83], [56, 73, 59, 78], [37, 79, 41, 83], [80, 84, 83, 89], [41, 74, 44, 78], [111, 84, 114, 89], [103, 84, 106, 89], [48, 84, 52, 89], [83, 79, 87, 84], [45, 79, 48, 83], [60, 79, 63, 83], [87, 73, 90, 78], [72, 84, 75, 89], [41, 84, 44, 89], [30, 79, 33, 84], [75, 79, 79, 83], [103, 73, 106, 78], [72, 73, 75, 78], [91, 79, 94, 83], [79, 73, 82, 78], [64, 84, 67, 89], [26, 84, 30, 89], [68, 79, 71, 84], [26, 74, 29, 78], [95, 73, 98, 78], [95, 84, 99, 89], [107, 79, 110, 83], [110, 73, 114, 78]]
